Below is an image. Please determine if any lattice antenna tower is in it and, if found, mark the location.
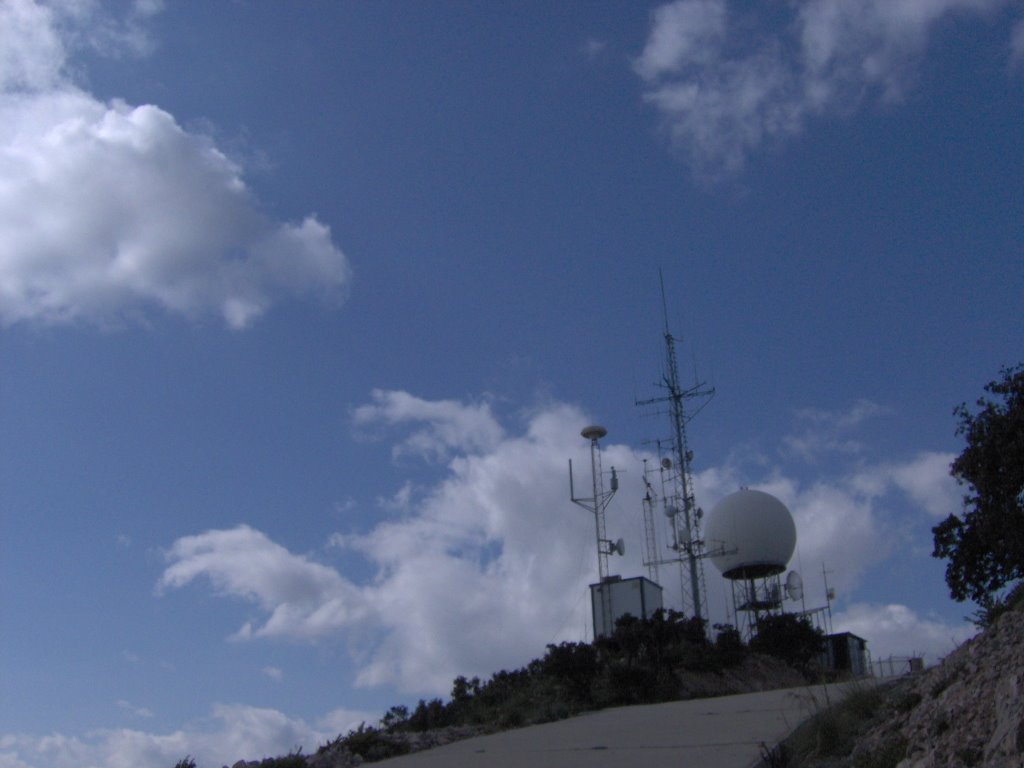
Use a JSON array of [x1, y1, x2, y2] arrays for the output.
[[636, 274, 715, 623]]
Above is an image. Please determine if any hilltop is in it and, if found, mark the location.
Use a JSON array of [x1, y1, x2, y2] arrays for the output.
[[776, 592, 1024, 767], [199, 611, 814, 768], [198, 596, 1024, 768]]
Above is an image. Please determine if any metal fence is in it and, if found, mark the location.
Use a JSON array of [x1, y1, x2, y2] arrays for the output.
[[870, 656, 924, 678]]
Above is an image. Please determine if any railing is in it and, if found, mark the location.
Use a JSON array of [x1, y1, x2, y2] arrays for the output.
[[870, 656, 924, 678]]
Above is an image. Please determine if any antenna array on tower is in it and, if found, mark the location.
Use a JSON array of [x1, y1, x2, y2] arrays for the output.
[[636, 273, 715, 624]]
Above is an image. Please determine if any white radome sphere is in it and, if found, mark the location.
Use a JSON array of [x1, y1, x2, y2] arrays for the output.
[[705, 489, 796, 579]]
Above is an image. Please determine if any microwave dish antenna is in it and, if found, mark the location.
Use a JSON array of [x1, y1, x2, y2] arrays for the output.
[[785, 570, 804, 602]]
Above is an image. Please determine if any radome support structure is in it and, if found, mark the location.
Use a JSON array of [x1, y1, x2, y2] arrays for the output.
[[706, 488, 797, 639], [636, 276, 715, 624]]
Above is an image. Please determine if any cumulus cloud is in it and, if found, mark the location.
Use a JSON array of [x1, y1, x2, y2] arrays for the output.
[[0, 704, 335, 768], [352, 389, 505, 461], [159, 389, 962, 698], [635, 0, 1014, 177], [163, 394, 638, 693], [782, 399, 888, 461], [833, 602, 975, 664], [0, 0, 350, 329], [880, 451, 959, 519], [158, 525, 369, 641]]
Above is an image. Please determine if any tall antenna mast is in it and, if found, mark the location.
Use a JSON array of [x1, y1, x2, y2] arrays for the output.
[[569, 425, 622, 637], [636, 271, 715, 624]]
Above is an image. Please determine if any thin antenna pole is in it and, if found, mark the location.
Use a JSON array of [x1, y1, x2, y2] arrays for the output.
[[589, 432, 608, 581], [570, 426, 619, 637], [823, 563, 834, 636], [659, 267, 671, 336]]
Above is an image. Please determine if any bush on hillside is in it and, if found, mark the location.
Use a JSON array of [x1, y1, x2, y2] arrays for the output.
[[750, 613, 826, 674]]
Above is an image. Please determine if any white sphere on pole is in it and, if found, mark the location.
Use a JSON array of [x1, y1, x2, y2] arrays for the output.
[[705, 489, 796, 579]]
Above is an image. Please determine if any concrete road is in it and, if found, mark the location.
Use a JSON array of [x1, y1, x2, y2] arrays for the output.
[[375, 683, 855, 768]]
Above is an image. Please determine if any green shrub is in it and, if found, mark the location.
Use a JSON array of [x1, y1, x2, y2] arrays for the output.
[[259, 749, 306, 767], [713, 623, 745, 667], [541, 642, 598, 705], [750, 614, 825, 673], [337, 724, 410, 761], [408, 698, 452, 731]]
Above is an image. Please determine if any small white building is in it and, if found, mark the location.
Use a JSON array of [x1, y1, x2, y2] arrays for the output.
[[590, 575, 663, 639], [824, 632, 870, 676]]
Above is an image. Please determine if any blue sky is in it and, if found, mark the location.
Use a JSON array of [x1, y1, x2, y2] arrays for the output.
[[1, 1, 1022, 766]]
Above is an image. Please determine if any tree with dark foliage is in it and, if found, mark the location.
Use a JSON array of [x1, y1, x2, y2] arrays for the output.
[[932, 364, 1024, 612], [750, 614, 825, 673]]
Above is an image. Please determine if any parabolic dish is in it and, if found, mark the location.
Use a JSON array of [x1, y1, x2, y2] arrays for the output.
[[785, 570, 804, 601], [704, 488, 796, 579]]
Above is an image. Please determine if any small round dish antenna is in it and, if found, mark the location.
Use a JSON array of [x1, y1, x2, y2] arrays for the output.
[[785, 570, 804, 601], [664, 504, 680, 518], [614, 538, 625, 556], [581, 425, 608, 441], [661, 457, 673, 470]]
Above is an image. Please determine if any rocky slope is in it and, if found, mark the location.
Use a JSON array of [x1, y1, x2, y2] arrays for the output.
[[862, 606, 1023, 767], [795, 603, 1024, 768]]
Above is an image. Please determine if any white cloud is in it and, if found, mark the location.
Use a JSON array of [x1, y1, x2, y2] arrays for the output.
[[316, 707, 377, 734], [116, 700, 154, 719], [0, 0, 64, 91], [352, 389, 505, 461], [635, 0, 1012, 177], [833, 602, 975, 664], [0, 0, 350, 329], [774, 476, 892, 595], [884, 451, 958, 519], [634, 0, 727, 80], [782, 399, 888, 461], [158, 525, 369, 642], [0, 704, 333, 768], [262, 666, 284, 682], [49, 0, 165, 62]]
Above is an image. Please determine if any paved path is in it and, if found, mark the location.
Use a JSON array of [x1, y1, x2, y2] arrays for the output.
[[376, 683, 856, 768]]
